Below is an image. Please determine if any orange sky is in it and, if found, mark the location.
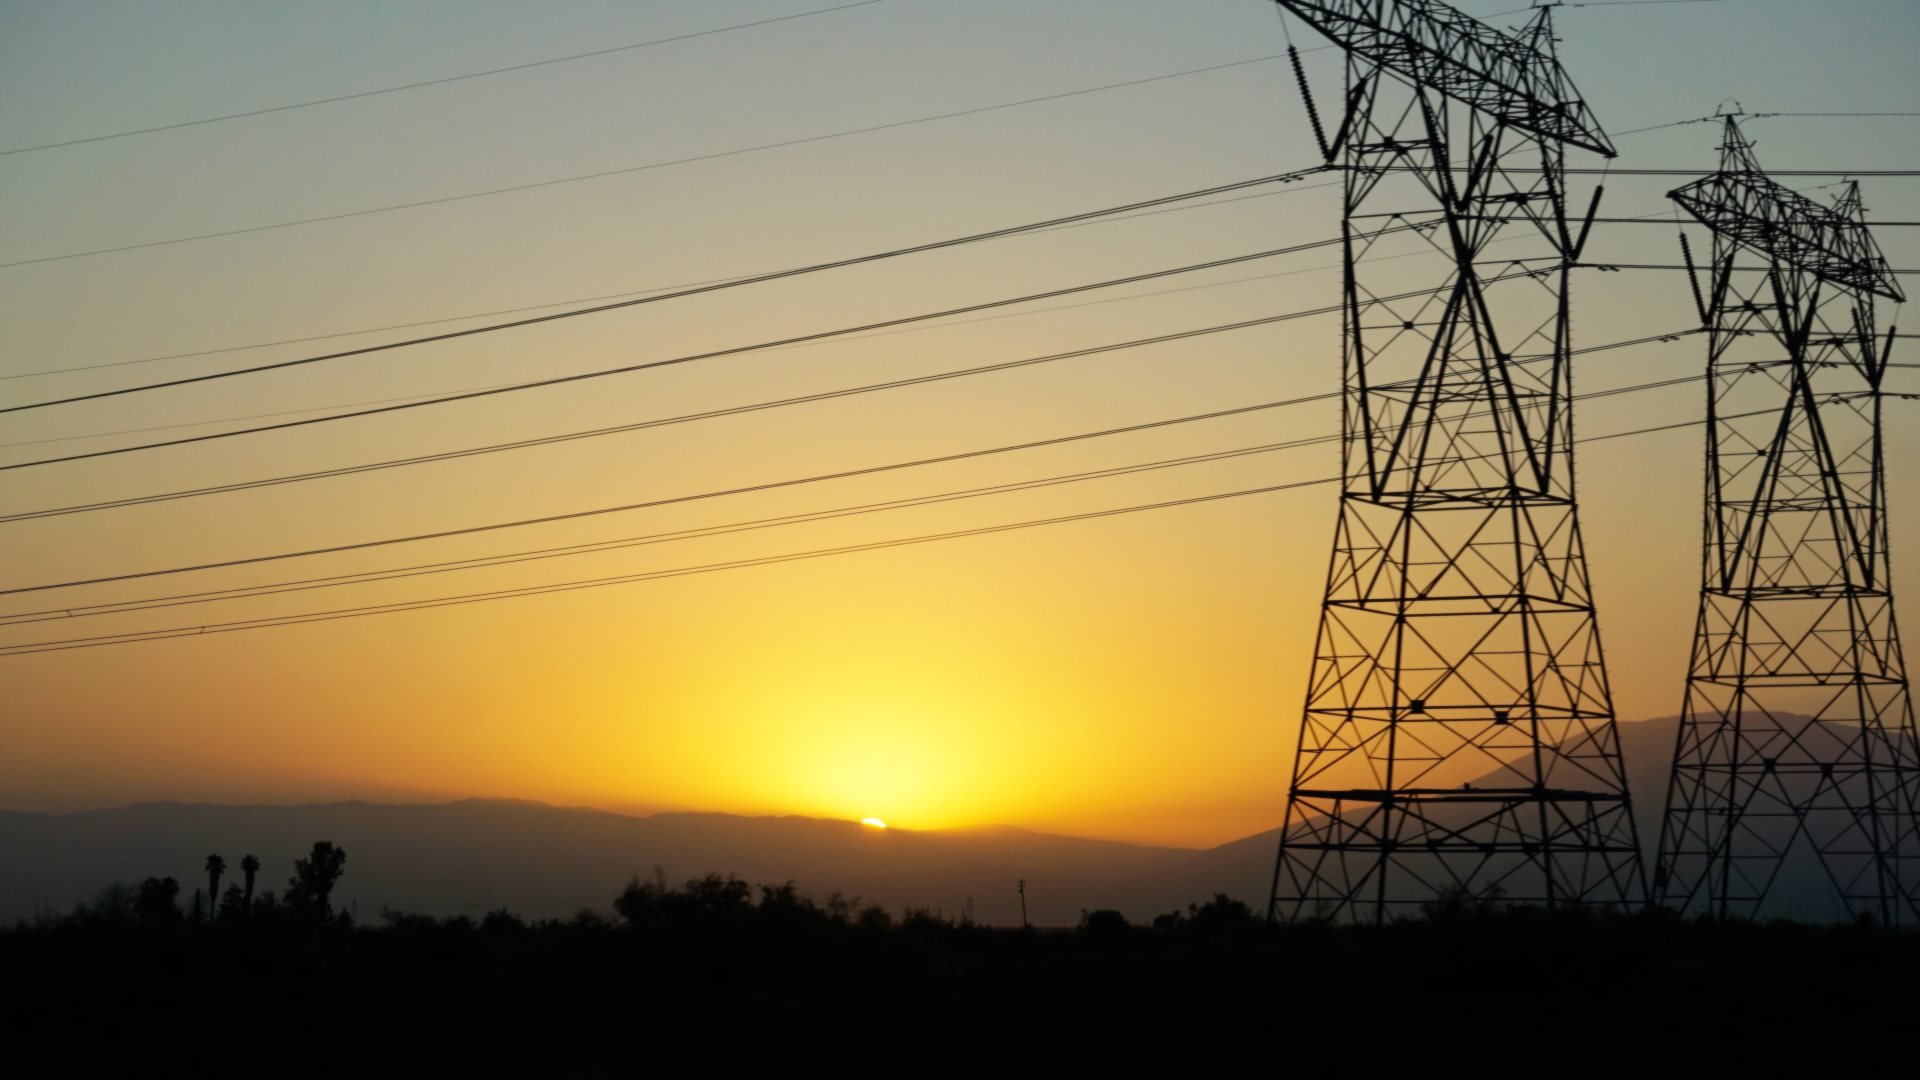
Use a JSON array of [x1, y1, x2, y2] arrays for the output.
[[1, 0, 1916, 847]]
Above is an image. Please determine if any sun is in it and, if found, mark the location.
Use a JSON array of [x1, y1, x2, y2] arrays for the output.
[[860, 817, 888, 829]]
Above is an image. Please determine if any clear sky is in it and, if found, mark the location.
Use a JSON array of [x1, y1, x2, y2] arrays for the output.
[[1, 0, 1916, 847]]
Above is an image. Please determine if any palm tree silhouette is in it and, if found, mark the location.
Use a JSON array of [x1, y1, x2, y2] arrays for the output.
[[239, 855, 260, 913], [204, 854, 226, 919]]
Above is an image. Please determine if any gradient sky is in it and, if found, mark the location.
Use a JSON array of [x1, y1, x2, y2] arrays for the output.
[[1, 0, 1916, 847]]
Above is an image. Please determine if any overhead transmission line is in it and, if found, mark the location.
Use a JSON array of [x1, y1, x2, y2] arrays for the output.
[[0, 168, 1331, 417], [0, 252, 1620, 479], [15, 196, 1706, 486], [1482, 0, 1743, 17], [2, 109, 1731, 385], [1, 249, 1360, 453], [0, 313, 1344, 519], [0, 361, 1724, 626], [0, 403, 1816, 658], [1, 237, 1856, 472], [0, 328, 1704, 599], [1361, 165, 1920, 176], [1, 176, 1347, 384], [0, 304, 1689, 524], [0, 52, 1301, 269], [5, 226, 1503, 471], [0, 1, 892, 157], [0, 189, 1718, 450]]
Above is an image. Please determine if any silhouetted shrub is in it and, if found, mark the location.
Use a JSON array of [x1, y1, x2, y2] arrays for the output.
[[614, 871, 756, 935], [1184, 892, 1257, 934], [286, 841, 347, 922], [897, 907, 953, 936], [481, 908, 528, 935], [1078, 908, 1132, 942], [81, 882, 139, 923], [135, 877, 181, 924], [217, 884, 247, 923]]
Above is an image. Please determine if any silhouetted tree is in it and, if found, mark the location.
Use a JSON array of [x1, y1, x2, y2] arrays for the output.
[[239, 854, 260, 912], [135, 877, 181, 924], [480, 908, 527, 935], [614, 871, 755, 934], [1185, 893, 1257, 935], [1078, 908, 1132, 942], [217, 883, 247, 923], [204, 854, 226, 918], [85, 881, 139, 922], [286, 842, 347, 923]]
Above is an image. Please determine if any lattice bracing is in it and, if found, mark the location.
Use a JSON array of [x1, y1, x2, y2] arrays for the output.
[[1269, 0, 1644, 922], [1654, 117, 1920, 924]]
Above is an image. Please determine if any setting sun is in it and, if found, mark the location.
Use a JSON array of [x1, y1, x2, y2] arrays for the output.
[[860, 818, 888, 829]]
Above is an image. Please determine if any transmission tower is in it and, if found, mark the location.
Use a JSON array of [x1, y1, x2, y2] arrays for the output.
[[1652, 116, 1920, 924], [1267, 0, 1645, 923]]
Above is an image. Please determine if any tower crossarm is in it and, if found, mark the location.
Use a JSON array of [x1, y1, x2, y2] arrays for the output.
[[1670, 169, 1906, 301], [1274, 0, 1615, 156]]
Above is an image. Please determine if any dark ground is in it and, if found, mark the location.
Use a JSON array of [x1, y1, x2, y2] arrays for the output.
[[4, 878, 1915, 1076]]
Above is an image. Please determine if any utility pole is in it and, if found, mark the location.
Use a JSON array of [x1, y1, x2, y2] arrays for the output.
[[1268, 0, 1645, 923], [1018, 879, 1029, 929], [1654, 115, 1920, 924]]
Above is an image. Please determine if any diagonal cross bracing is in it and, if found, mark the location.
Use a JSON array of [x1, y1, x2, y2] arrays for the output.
[[1269, 0, 1644, 923], [1653, 116, 1919, 925]]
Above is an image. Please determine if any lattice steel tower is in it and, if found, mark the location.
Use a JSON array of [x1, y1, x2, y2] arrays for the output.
[[1653, 116, 1919, 924], [1267, 0, 1644, 922]]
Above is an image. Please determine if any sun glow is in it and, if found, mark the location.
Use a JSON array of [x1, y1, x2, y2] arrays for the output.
[[860, 818, 888, 829]]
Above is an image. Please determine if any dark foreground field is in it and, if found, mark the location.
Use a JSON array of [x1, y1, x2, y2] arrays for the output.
[[4, 875, 1915, 1075]]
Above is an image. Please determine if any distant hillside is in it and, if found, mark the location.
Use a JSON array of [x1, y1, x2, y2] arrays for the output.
[[0, 714, 1879, 924], [0, 798, 1204, 926]]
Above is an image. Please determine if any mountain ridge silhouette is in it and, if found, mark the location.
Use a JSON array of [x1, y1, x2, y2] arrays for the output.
[[4, 714, 1875, 924]]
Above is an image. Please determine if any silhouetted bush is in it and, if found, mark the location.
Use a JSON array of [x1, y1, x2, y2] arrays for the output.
[[8, 864, 1917, 1073], [1183, 892, 1258, 936], [216, 884, 247, 923], [480, 908, 528, 935], [286, 841, 347, 922], [1078, 908, 1132, 942], [135, 877, 181, 924]]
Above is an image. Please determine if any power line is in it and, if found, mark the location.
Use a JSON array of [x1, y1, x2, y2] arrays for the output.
[[1583, 262, 1920, 276], [0, 53, 1299, 270], [1585, 218, 1920, 226], [0, 2, 891, 157], [1, 437, 1339, 626], [0, 231, 1448, 471], [0, 364, 1718, 625], [0, 406, 1758, 658], [0, 253, 1354, 452], [0, 331, 1704, 600], [1357, 165, 1920, 176], [0, 177, 1346, 385], [1751, 112, 1920, 120], [3, 109, 1714, 385], [0, 308, 1689, 524], [1481, 0, 1753, 17], [0, 169, 1328, 417], [0, 311, 1348, 522], [18, 207, 1674, 493]]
